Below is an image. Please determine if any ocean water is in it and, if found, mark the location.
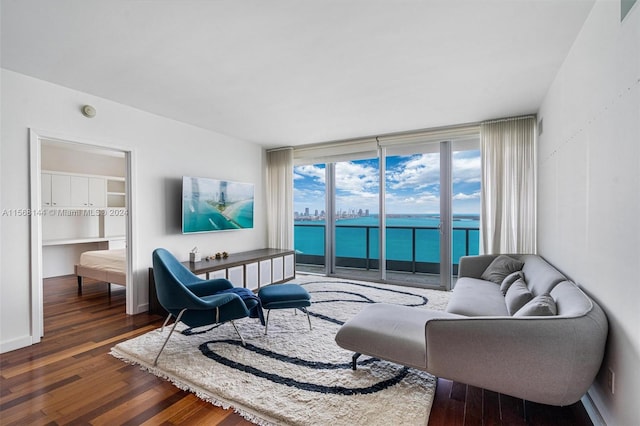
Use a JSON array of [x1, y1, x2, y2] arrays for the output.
[[294, 215, 480, 264], [183, 200, 254, 232]]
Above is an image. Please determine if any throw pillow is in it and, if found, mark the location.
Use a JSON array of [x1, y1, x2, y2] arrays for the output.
[[505, 279, 533, 315], [481, 255, 525, 284], [514, 293, 557, 317], [500, 271, 524, 295]]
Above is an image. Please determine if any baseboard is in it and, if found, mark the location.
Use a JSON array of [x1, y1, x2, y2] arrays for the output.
[[136, 302, 149, 314], [0, 334, 34, 354], [582, 391, 606, 426]]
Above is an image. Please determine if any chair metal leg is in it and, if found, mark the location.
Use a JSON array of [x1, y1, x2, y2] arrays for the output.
[[160, 313, 173, 332], [230, 320, 246, 346], [154, 308, 186, 366], [264, 309, 271, 335], [303, 307, 312, 330]]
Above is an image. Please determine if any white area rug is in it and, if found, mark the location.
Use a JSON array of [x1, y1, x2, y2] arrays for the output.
[[111, 275, 450, 425]]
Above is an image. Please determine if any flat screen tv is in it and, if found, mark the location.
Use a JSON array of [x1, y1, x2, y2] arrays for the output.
[[182, 176, 254, 233]]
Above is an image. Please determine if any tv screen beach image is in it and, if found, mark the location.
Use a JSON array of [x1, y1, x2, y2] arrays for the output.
[[182, 176, 254, 233]]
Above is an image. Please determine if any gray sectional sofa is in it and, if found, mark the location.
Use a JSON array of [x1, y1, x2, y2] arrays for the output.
[[335, 254, 608, 406]]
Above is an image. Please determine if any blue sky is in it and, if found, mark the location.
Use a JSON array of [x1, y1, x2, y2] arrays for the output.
[[294, 150, 481, 215]]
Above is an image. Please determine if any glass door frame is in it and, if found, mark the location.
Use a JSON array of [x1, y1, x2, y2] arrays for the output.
[[378, 141, 453, 290], [439, 141, 453, 291], [378, 145, 387, 281], [325, 163, 336, 275]]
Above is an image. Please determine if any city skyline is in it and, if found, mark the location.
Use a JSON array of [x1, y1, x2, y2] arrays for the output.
[[294, 207, 370, 220], [294, 150, 481, 215]]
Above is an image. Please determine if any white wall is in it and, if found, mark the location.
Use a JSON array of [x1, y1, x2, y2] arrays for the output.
[[537, 1, 639, 424], [0, 69, 267, 353], [41, 143, 126, 177]]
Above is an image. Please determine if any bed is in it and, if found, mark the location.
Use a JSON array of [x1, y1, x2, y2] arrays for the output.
[[75, 248, 126, 294]]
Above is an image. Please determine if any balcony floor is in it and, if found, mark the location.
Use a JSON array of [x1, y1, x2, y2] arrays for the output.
[[296, 264, 456, 288]]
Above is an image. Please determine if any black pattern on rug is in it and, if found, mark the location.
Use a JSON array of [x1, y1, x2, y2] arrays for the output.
[[304, 280, 429, 308], [185, 279, 429, 395], [199, 339, 409, 395]]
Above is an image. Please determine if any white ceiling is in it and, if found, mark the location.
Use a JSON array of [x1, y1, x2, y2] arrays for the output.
[[1, 0, 595, 148]]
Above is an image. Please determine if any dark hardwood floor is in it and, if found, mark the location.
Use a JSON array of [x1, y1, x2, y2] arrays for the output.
[[0, 275, 593, 425]]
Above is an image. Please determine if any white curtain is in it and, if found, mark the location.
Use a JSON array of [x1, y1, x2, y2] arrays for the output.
[[266, 148, 294, 249], [480, 116, 537, 254]]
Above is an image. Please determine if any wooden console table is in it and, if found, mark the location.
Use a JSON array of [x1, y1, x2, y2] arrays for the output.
[[149, 248, 295, 316]]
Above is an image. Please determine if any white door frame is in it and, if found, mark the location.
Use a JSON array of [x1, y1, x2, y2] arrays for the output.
[[29, 129, 136, 341]]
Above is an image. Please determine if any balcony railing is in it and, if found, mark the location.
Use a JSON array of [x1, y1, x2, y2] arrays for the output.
[[294, 223, 480, 276]]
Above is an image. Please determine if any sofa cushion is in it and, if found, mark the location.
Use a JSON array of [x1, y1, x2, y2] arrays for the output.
[[447, 278, 509, 316], [500, 271, 524, 295], [514, 293, 557, 317], [519, 254, 567, 295], [481, 255, 525, 284], [505, 279, 533, 315]]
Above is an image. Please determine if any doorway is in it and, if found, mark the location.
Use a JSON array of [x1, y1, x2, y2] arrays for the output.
[[29, 130, 135, 342]]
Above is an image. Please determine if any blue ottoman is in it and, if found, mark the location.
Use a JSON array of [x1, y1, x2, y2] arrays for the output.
[[258, 284, 312, 334]]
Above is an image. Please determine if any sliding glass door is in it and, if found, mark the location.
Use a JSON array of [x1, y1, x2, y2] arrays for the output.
[[293, 136, 480, 289], [333, 158, 380, 273], [451, 142, 481, 275], [381, 139, 480, 288], [293, 164, 326, 273], [382, 142, 448, 287]]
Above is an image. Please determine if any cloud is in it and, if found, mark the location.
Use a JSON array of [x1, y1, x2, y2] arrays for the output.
[[384, 191, 440, 214], [452, 152, 481, 183], [386, 151, 481, 190], [294, 151, 481, 214], [294, 164, 325, 183], [453, 191, 481, 200], [293, 187, 326, 213], [387, 154, 440, 190], [335, 161, 379, 194]]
